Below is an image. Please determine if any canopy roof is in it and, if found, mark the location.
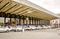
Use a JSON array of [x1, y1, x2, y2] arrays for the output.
[[0, 0, 60, 20]]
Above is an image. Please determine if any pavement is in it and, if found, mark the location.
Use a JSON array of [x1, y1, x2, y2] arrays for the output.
[[0, 29, 60, 39]]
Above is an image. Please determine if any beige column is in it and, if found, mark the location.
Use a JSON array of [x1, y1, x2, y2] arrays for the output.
[[4, 16, 6, 26]]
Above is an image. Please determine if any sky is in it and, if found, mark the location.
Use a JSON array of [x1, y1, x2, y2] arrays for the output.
[[28, 0, 60, 14]]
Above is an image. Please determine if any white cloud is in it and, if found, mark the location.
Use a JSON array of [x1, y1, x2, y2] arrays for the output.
[[28, 0, 60, 14]]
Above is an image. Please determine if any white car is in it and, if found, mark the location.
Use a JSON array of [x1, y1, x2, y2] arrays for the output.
[[9, 27, 16, 31], [42, 25, 48, 29], [0, 27, 9, 32], [29, 25, 37, 30], [47, 26, 52, 29], [16, 26, 22, 31], [5, 26, 10, 31], [24, 26, 32, 30], [36, 26, 43, 29], [24, 25, 36, 30]]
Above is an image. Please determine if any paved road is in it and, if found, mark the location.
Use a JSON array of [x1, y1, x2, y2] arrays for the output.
[[0, 29, 60, 39]]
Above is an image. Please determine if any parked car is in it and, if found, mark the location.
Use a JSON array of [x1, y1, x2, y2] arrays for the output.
[[36, 25, 43, 29], [0, 26, 9, 32], [16, 25, 22, 31], [47, 25, 52, 29], [42, 25, 48, 29], [9, 26, 16, 31], [24, 26, 32, 30]]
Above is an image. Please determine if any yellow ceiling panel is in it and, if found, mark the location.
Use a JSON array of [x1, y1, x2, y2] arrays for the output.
[[38, 12, 54, 19], [2, 1, 18, 12], [23, 13, 38, 18], [0, 0, 3, 3], [23, 12, 45, 19], [6, 5, 23, 13], [0, 0, 10, 12], [17, 8, 35, 15], [24, 13, 50, 20], [31, 10, 53, 19], [0, 2, 11, 12], [21, 11, 53, 20], [12, 6, 29, 14], [6, 4, 20, 13], [0, 0, 10, 8]]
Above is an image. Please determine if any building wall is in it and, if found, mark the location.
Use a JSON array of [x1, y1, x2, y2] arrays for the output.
[[50, 19, 60, 28], [40, 20, 50, 25]]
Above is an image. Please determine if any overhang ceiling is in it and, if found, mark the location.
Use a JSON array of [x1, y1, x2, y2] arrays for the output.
[[0, 0, 59, 20], [57, 14, 60, 16]]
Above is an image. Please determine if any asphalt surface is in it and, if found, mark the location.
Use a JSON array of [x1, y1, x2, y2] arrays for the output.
[[0, 29, 60, 39]]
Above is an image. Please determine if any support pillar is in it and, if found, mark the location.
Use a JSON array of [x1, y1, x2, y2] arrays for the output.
[[37, 19, 38, 25], [31, 18, 32, 25], [35, 19, 37, 25], [34, 18, 35, 25], [4, 16, 6, 26], [29, 17, 31, 25], [32, 17, 33, 25], [19, 18, 21, 25], [10, 16, 12, 26], [39, 20, 40, 25], [35, 18, 36, 25], [38, 19, 39, 25], [15, 18, 17, 27], [29, 19, 31, 25], [22, 16, 24, 32]]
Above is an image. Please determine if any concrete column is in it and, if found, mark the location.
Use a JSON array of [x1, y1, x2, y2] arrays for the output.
[[38, 19, 40, 24], [35, 19, 37, 25], [38, 19, 39, 25], [35, 19, 36, 25], [23, 17, 24, 25], [29, 17, 32, 25], [4, 16, 6, 26], [39, 20, 40, 25], [19, 18, 21, 25], [32, 17, 33, 25], [22, 16, 24, 32], [33, 18, 35, 25], [30, 18, 32, 24], [10, 17, 12, 24], [29, 19, 31, 25], [37, 19, 38, 25], [28, 17, 30, 25], [30, 18, 32, 25], [14, 18, 17, 27]]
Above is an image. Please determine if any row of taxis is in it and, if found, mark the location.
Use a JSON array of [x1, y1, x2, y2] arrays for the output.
[[0, 25, 52, 32]]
